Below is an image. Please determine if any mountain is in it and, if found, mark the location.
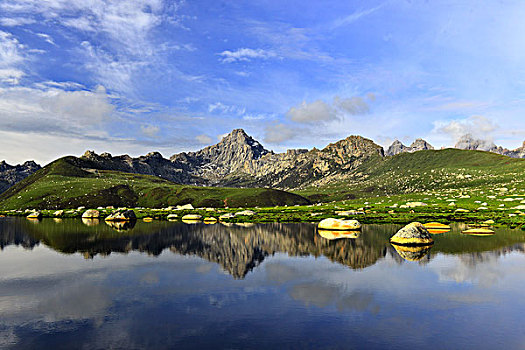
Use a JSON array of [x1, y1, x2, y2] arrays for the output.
[[505, 141, 525, 158], [454, 134, 499, 152], [454, 134, 525, 158], [386, 139, 434, 156], [81, 129, 384, 190], [0, 160, 41, 193], [0, 156, 310, 210]]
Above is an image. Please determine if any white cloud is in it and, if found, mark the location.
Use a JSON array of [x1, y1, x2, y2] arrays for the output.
[[218, 48, 277, 63], [0, 30, 25, 70], [195, 134, 212, 144], [264, 123, 297, 144], [0, 68, 24, 85], [140, 124, 160, 138], [286, 96, 370, 124], [286, 100, 336, 123], [0, 84, 114, 135]]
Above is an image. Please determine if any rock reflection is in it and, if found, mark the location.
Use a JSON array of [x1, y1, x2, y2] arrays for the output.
[[391, 243, 433, 262], [82, 218, 100, 226], [105, 220, 136, 231], [318, 229, 360, 240]]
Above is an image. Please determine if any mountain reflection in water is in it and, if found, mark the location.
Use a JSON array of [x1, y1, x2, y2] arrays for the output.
[[1, 218, 525, 278], [2, 218, 525, 349]]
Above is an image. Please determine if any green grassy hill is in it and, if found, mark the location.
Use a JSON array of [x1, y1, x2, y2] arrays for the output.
[[0, 157, 310, 209], [296, 148, 525, 201]]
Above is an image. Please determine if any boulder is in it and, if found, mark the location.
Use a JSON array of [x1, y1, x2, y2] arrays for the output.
[[82, 209, 100, 218], [53, 210, 64, 217], [203, 217, 218, 224], [318, 218, 361, 231], [167, 214, 178, 220], [219, 213, 235, 220], [182, 214, 202, 221], [27, 211, 42, 219], [105, 209, 136, 221], [177, 204, 194, 210], [405, 202, 427, 208], [390, 222, 433, 245], [235, 210, 255, 216]]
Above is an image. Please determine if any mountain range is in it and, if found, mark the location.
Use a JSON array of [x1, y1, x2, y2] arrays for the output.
[[1, 129, 525, 194]]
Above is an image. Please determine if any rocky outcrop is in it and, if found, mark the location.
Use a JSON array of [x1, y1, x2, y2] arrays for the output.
[[454, 134, 525, 158], [81, 150, 195, 184], [386, 139, 434, 156], [0, 160, 41, 193]]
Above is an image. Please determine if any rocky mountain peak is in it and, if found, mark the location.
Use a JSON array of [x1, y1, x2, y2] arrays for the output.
[[217, 128, 270, 159], [386, 138, 434, 156], [324, 135, 384, 158], [144, 151, 163, 159], [386, 140, 407, 156], [410, 138, 434, 151], [0, 159, 41, 193], [82, 150, 99, 160]]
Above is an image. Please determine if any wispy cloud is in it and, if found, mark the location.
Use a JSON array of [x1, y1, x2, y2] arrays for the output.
[[36, 33, 56, 46], [0, 17, 36, 27], [218, 48, 278, 63], [330, 4, 384, 30]]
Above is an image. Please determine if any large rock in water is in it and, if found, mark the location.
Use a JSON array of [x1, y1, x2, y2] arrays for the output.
[[105, 210, 136, 221], [318, 218, 361, 230], [390, 222, 434, 245]]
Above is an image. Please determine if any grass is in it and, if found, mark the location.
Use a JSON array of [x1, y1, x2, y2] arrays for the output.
[[0, 157, 310, 209]]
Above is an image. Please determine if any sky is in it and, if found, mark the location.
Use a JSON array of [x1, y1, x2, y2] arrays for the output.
[[1, 0, 525, 165]]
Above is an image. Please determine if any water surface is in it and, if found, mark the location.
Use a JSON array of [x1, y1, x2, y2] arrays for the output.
[[1, 218, 524, 349]]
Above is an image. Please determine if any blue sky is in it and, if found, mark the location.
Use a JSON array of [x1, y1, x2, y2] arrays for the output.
[[1, 0, 525, 164]]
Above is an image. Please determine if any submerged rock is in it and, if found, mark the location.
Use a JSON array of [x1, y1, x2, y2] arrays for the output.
[[390, 222, 433, 245], [318, 218, 361, 230]]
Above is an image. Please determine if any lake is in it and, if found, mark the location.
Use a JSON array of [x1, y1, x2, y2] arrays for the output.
[[0, 217, 524, 349]]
